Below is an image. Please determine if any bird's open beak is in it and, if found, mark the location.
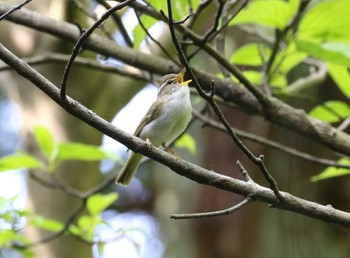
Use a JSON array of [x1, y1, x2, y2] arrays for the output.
[[177, 68, 192, 86]]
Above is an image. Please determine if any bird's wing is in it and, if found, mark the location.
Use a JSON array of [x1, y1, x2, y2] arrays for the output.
[[134, 99, 164, 137]]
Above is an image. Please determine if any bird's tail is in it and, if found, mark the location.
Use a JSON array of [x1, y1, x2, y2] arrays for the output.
[[115, 152, 143, 185]]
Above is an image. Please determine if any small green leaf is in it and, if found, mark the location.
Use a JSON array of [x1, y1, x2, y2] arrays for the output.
[[270, 74, 287, 88], [133, 15, 158, 49], [311, 158, 350, 182], [76, 215, 97, 240], [327, 63, 350, 99], [34, 125, 56, 161], [29, 215, 64, 232], [230, 0, 297, 29], [274, 42, 307, 74], [230, 43, 271, 66], [296, 41, 350, 66], [87, 193, 118, 216], [175, 133, 196, 155], [308, 101, 350, 123], [57, 143, 118, 162], [0, 230, 30, 246], [0, 153, 43, 172], [242, 71, 262, 85]]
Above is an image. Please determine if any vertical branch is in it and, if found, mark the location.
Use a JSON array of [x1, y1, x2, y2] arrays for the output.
[[261, 0, 310, 95], [166, 0, 283, 201]]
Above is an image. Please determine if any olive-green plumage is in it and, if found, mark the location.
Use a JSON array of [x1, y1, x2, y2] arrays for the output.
[[115, 68, 192, 185]]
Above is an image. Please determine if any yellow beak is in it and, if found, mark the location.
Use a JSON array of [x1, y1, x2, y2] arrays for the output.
[[177, 68, 192, 86]]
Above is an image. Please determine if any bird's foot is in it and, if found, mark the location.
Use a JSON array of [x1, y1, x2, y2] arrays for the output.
[[161, 143, 181, 162]]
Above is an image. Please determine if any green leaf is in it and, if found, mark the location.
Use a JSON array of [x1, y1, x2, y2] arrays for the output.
[[298, 0, 350, 42], [327, 63, 350, 99], [0, 153, 43, 172], [132, 15, 158, 49], [230, 43, 271, 66], [57, 142, 118, 162], [296, 41, 350, 66], [34, 125, 56, 161], [29, 215, 64, 232], [175, 133, 196, 155], [242, 71, 262, 85], [308, 100, 350, 123], [76, 215, 97, 240], [230, 0, 298, 29], [0, 230, 30, 246], [274, 42, 307, 74], [270, 74, 287, 88], [311, 158, 350, 182], [87, 193, 118, 216]]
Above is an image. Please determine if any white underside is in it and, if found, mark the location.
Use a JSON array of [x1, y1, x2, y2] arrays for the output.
[[140, 86, 191, 145]]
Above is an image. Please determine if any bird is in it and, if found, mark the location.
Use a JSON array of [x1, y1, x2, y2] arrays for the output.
[[115, 68, 192, 185]]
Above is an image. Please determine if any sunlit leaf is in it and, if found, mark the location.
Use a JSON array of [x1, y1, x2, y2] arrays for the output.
[[34, 125, 56, 161], [87, 193, 118, 216], [133, 15, 158, 49], [57, 143, 119, 162], [270, 74, 287, 88], [308, 100, 350, 123], [230, 43, 271, 66], [175, 133, 196, 155], [296, 41, 350, 66], [327, 63, 350, 99], [76, 214, 102, 240], [274, 42, 307, 74], [242, 71, 262, 85], [230, 0, 298, 29], [0, 230, 30, 246], [0, 153, 43, 172], [29, 215, 64, 232], [298, 0, 350, 42], [311, 158, 350, 182]]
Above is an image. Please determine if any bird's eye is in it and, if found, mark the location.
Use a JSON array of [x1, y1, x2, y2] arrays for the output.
[[167, 80, 172, 84]]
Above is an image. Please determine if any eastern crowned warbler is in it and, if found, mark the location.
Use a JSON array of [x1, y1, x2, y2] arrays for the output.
[[115, 68, 192, 185]]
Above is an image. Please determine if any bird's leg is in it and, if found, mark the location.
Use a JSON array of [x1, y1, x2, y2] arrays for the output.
[[161, 143, 180, 161]]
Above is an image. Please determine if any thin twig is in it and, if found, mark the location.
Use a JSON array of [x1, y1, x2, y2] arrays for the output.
[[0, 53, 150, 82], [134, 10, 180, 66], [94, 0, 134, 47], [338, 116, 350, 131], [60, 0, 135, 103], [236, 160, 252, 182], [200, 0, 226, 43], [171, 197, 252, 219], [187, 0, 212, 29], [0, 0, 31, 21], [188, 0, 248, 60], [193, 109, 350, 169], [261, 0, 310, 95], [72, 0, 115, 41], [14, 203, 85, 248]]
